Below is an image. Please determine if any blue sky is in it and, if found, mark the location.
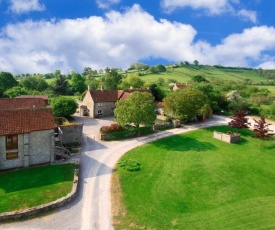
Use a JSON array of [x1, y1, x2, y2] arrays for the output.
[[0, 0, 275, 74]]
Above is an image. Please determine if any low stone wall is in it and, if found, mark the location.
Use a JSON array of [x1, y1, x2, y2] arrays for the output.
[[0, 164, 79, 222], [59, 123, 83, 145], [153, 122, 172, 130], [213, 131, 240, 143]]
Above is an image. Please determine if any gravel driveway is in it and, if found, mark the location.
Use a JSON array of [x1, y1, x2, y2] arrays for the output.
[[0, 115, 247, 230]]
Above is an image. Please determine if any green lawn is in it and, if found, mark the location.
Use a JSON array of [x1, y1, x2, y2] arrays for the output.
[[0, 164, 75, 213], [113, 126, 275, 229]]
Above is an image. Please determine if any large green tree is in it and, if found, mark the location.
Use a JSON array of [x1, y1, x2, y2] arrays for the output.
[[20, 75, 49, 91], [71, 72, 86, 93], [100, 68, 122, 90], [114, 92, 156, 128], [163, 87, 210, 120], [119, 75, 145, 89], [51, 71, 72, 95], [50, 97, 78, 118], [0, 72, 18, 96]]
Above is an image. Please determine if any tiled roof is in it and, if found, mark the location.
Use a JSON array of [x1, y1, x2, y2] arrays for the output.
[[90, 90, 120, 103], [173, 83, 188, 90], [15, 95, 48, 100], [89, 89, 152, 102], [118, 89, 151, 100], [0, 108, 55, 136], [155, 101, 165, 108], [0, 98, 47, 110]]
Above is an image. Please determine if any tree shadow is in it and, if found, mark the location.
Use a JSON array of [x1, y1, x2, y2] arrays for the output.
[[151, 135, 217, 152]]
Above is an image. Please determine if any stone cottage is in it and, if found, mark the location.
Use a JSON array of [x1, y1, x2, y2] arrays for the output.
[[81, 87, 151, 118], [0, 98, 56, 170]]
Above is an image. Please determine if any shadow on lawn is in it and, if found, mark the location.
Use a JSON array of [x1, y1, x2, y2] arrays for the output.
[[0, 164, 74, 193], [151, 135, 217, 152]]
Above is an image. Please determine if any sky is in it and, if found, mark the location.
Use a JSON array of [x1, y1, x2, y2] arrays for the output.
[[0, 0, 275, 74]]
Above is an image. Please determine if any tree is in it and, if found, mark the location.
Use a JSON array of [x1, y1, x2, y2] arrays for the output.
[[252, 115, 274, 140], [192, 75, 208, 83], [101, 68, 122, 90], [149, 83, 166, 101], [128, 62, 149, 71], [114, 92, 156, 128], [119, 75, 145, 89], [148, 66, 159, 74], [163, 87, 210, 120], [193, 60, 199, 66], [50, 97, 78, 118], [20, 75, 49, 91], [228, 110, 250, 128], [156, 64, 166, 72], [0, 72, 18, 96], [51, 72, 72, 95], [4, 86, 29, 98], [71, 72, 86, 93]]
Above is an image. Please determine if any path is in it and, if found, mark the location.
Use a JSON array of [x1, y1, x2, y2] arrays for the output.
[[0, 115, 231, 230]]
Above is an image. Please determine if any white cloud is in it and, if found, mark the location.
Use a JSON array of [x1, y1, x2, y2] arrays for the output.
[[0, 5, 274, 74], [96, 0, 120, 9], [237, 9, 257, 23], [161, 0, 258, 23], [9, 0, 45, 14], [257, 61, 275, 70], [161, 0, 233, 15]]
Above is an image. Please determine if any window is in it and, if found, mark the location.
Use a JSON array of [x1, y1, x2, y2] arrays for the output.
[[98, 102, 102, 107], [6, 152, 18, 160], [6, 135, 18, 150], [98, 110, 102, 114]]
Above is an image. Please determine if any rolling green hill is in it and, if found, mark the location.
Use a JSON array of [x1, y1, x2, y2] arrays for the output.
[[134, 65, 268, 84]]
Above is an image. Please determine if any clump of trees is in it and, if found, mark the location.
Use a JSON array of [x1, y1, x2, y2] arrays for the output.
[[114, 92, 156, 128], [163, 87, 211, 121], [50, 97, 78, 118]]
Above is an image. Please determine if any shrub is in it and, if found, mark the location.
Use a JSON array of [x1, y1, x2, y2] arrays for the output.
[[100, 123, 124, 133], [118, 159, 141, 172]]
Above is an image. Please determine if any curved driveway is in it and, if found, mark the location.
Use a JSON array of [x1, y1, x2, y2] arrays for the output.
[[0, 115, 231, 230]]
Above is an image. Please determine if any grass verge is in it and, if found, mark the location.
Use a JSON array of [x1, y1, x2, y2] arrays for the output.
[[0, 164, 75, 213], [112, 126, 275, 229]]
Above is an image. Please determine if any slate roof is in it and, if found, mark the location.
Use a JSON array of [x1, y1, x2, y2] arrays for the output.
[[0, 108, 55, 136], [0, 98, 47, 110], [89, 89, 151, 102]]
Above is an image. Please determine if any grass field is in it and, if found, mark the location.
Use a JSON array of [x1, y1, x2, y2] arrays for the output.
[[112, 126, 275, 229], [134, 65, 265, 84], [0, 164, 75, 213]]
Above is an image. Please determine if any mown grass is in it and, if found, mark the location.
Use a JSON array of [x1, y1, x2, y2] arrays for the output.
[[113, 126, 275, 229], [0, 164, 75, 213]]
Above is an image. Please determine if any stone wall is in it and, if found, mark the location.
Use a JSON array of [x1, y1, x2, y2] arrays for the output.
[[0, 129, 54, 171], [213, 131, 240, 143], [82, 91, 93, 117], [59, 123, 83, 145], [29, 130, 55, 165], [94, 102, 116, 118]]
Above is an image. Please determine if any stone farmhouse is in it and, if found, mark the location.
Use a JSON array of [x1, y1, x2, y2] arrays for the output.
[[173, 83, 188, 91], [81, 87, 151, 118], [0, 98, 55, 170]]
